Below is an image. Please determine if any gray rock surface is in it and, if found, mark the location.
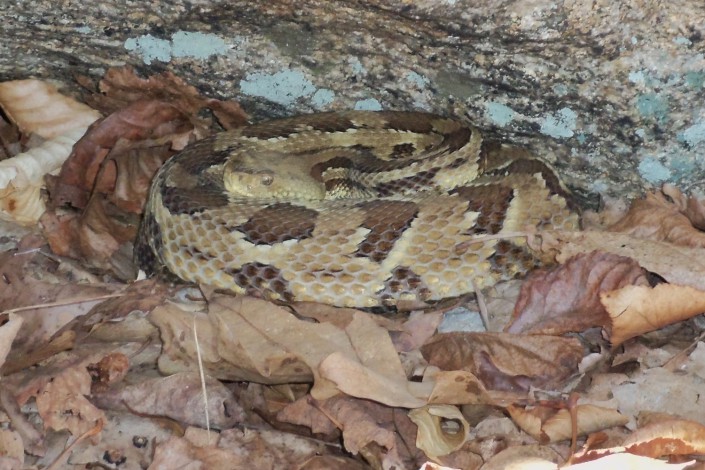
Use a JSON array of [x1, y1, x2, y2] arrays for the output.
[[2, 0, 704, 202]]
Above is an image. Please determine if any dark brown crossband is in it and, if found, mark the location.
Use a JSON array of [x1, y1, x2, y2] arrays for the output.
[[354, 200, 418, 262], [234, 202, 317, 245]]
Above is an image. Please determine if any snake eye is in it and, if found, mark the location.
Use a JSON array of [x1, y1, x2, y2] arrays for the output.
[[261, 174, 274, 186]]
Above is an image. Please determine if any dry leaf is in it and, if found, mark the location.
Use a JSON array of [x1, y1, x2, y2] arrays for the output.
[[0, 79, 100, 139], [535, 231, 705, 291], [85, 66, 247, 129], [91, 372, 244, 429], [622, 418, 705, 458], [149, 436, 243, 470], [507, 404, 628, 443], [319, 351, 429, 408], [541, 405, 628, 443], [0, 314, 22, 370], [481, 444, 562, 470], [507, 251, 649, 335], [425, 370, 506, 406], [602, 284, 705, 347], [309, 395, 419, 468], [0, 248, 121, 368], [276, 395, 339, 436], [568, 452, 693, 469], [610, 190, 705, 247], [35, 367, 106, 440], [408, 405, 470, 462], [0, 128, 87, 225], [0, 430, 24, 468], [421, 332, 583, 392], [150, 301, 293, 383], [48, 99, 191, 210]]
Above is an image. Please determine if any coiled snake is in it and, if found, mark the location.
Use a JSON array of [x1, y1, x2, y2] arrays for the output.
[[135, 111, 579, 308]]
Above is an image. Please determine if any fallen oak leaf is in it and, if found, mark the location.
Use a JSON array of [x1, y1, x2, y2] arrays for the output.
[[507, 404, 628, 443], [610, 189, 705, 248], [421, 332, 583, 392], [532, 231, 705, 292], [602, 284, 705, 347], [319, 352, 429, 408], [86, 66, 247, 130], [47, 99, 191, 210], [622, 418, 705, 459], [506, 251, 649, 335], [91, 372, 244, 430]]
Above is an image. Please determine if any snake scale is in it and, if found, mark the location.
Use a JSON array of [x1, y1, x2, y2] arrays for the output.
[[135, 111, 579, 309]]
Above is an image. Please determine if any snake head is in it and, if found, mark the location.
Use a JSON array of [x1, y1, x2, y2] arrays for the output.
[[223, 151, 326, 200]]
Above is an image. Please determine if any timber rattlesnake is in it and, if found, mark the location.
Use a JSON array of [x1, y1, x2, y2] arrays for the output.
[[135, 111, 578, 308]]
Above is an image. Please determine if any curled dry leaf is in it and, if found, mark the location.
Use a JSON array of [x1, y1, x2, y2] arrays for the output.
[[610, 189, 705, 247], [48, 100, 191, 211], [602, 284, 705, 347], [408, 405, 470, 463], [0, 128, 87, 225], [535, 231, 705, 292], [421, 332, 583, 392], [41, 100, 193, 277], [85, 66, 247, 130], [0, 80, 100, 225], [507, 404, 628, 443], [622, 418, 705, 458], [42, 67, 247, 279], [506, 251, 649, 335], [0, 79, 100, 139]]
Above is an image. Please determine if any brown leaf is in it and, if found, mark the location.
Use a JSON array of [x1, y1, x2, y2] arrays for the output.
[[0, 248, 121, 371], [91, 372, 244, 429], [622, 418, 705, 458], [311, 395, 422, 468], [6, 351, 109, 442], [506, 251, 650, 335], [149, 436, 242, 470], [602, 284, 705, 347], [276, 396, 339, 436], [0, 314, 22, 370], [48, 100, 190, 210], [41, 100, 195, 277], [319, 351, 429, 408], [425, 371, 506, 406], [87, 67, 247, 129], [507, 404, 628, 443], [421, 332, 583, 392], [534, 231, 705, 292], [610, 189, 705, 248]]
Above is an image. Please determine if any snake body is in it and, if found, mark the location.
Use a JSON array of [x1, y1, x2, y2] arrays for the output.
[[135, 111, 579, 308]]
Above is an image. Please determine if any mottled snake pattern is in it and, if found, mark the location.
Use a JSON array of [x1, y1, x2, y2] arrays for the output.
[[135, 111, 579, 308]]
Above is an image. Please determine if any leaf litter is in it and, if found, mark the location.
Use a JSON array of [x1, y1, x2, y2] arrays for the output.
[[1, 69, 705, 469]]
